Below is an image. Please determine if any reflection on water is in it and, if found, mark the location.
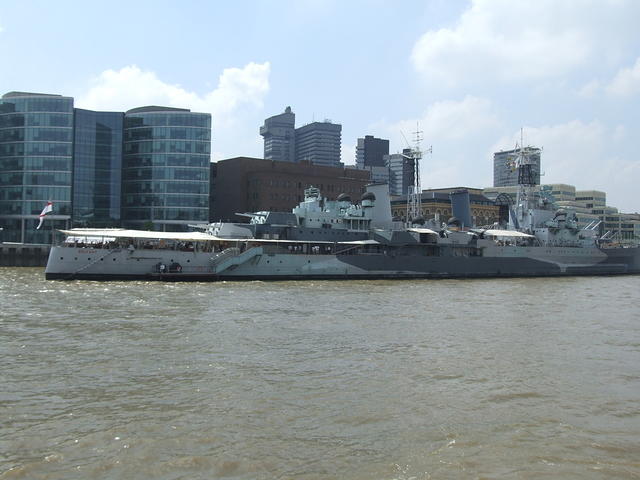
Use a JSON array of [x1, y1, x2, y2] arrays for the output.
[[2, 268, 640, 479]]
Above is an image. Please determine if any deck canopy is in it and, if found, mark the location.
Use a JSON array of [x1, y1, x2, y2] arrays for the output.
[[59, 229, 216, 242], [482, 229, 535, 238]]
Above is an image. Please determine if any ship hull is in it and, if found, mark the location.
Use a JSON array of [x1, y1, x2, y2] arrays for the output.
[[45, 245, 640, 281]]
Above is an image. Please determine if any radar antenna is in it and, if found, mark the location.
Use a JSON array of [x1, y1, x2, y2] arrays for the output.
[[507, 128, 537, 231], [401, 124, 431, 224]]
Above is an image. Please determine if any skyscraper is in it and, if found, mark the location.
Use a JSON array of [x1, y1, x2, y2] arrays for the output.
[[355, 135, 389, 184], [355, 135, 389, 168], [493, 147, 541, 187], [295, 121, 342, 167], [260, 106, 295, 163], [260, 108, 343, 167]]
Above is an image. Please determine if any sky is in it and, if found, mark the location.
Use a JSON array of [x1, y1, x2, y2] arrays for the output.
[[1, 0, 639, 211]]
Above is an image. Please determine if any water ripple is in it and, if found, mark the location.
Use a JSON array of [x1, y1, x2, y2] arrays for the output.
[[1, 268, 640, 479]]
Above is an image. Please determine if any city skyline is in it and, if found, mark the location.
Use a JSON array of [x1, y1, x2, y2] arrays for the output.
[[0, 0, 639, 211]]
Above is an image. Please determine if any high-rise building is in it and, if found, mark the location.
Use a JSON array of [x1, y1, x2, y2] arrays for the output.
[[0, 92, 74, 243], [73, 109, 124, 227], [260, 108, 343, 167], [385, 149, 414, 196], [260, 106, 296, 163], [493, 147, 541, 187], [355, 135, 389, 168], [122, 106, 211, 231], [295, 121, 342, 167], [355, 135, 390, 185]]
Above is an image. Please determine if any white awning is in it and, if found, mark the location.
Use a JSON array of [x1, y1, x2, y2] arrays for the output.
[[407, 228, 439, 234], [340, 239, 380, 245], [483, 229, 535, 238], [59, 229, 216, 242]]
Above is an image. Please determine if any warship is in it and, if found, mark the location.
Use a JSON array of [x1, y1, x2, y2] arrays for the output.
[[45, 181, 640, 280]]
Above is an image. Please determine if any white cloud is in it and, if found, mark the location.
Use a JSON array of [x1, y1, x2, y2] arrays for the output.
[[391, 96, 500, 143], [77, 62, 271, 124], [410, 0, 637, 87], [606, 57, 640, 96]]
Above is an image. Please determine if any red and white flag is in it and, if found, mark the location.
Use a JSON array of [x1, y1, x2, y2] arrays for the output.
[[37, 201, 53, 229]]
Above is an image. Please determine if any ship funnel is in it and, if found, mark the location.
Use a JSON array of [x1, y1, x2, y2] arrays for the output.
[[366, 183, 393, 229], [449, 189, 472, 229]]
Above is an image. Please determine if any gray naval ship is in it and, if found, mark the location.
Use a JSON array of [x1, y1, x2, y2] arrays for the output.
[[45, 182, 640, 281]]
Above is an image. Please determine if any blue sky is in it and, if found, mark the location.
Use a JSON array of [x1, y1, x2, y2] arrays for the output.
[[1, 0, 639, 211]]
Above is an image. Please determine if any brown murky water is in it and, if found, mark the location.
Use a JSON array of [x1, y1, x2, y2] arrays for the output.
[[2, 268, 639, 479]]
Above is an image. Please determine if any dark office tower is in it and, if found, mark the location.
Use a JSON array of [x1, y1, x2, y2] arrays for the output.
[[355, 135, 389, 168], [122, 106, 211, 231], [295, 121, 342, 167], [260, 106, 296, 162], [493, 147, 541, 187], [73, 109, 124, 227], [0, 92, 74, 243]]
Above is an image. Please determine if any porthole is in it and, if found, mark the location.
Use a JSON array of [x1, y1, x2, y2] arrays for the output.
[[60, 257, 64, 260]]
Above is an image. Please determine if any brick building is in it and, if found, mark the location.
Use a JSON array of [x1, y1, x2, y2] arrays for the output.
[[212, 157, 370, 221], [390, 187, 499, 226]]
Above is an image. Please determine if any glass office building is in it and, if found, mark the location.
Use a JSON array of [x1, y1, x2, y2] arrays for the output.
[[122, 106, 211, 231], [0, 92, 74, 243], [1, 92, 213, 243], [73, 109, 124, 227]]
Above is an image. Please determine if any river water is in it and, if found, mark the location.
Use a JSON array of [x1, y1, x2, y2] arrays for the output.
[[1, 268, 639, 479]]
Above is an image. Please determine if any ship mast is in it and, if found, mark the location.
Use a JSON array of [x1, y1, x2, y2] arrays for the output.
[[404, 125, 431, 224], [510, 128, 536, 232]]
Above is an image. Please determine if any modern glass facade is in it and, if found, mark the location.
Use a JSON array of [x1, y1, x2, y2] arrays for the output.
[[0, 92, 74, 243], [122, 107, 211, 230], [73, 109, 123, 227]]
